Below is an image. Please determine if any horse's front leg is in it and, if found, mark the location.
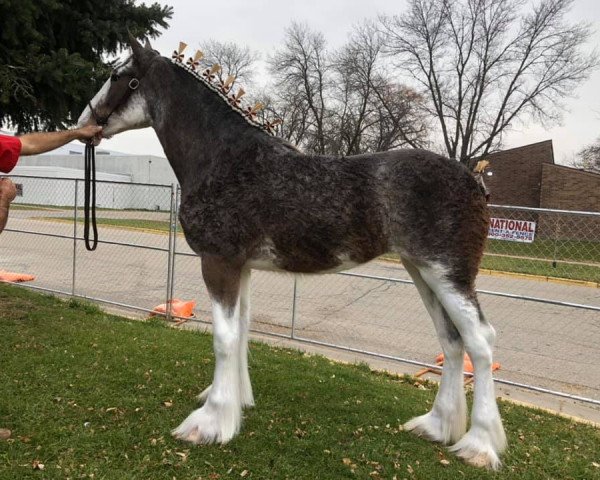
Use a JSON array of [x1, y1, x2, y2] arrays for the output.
[[197, 268, 254, 407], [173, 256, 244, 444]]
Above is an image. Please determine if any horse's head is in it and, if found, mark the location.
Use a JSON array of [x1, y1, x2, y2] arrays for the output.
[[77, 34, 159, 145]]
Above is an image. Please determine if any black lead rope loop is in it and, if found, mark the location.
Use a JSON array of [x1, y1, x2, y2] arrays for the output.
[[84, 142, 98, 251]]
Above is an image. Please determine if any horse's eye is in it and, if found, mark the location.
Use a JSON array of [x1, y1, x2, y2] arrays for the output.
[[110, 73, 120, 82]]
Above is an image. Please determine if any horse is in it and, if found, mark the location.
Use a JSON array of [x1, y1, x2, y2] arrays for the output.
[[77, 35, 506, 470]]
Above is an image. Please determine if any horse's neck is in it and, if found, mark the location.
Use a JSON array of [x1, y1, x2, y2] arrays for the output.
[[147, 67, 252, 190]]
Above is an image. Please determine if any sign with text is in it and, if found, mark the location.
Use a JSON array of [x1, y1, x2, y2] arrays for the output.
[[488, 217, 536, 243]]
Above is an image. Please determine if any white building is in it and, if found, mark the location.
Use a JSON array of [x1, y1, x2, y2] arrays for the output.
[[3, 132, 178, 210]]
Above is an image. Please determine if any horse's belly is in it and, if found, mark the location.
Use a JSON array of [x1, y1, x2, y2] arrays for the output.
[[247, 238, 361, 274], [246, 255, 360, 274]]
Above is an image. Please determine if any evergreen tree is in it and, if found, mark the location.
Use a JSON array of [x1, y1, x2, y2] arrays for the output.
[[0, 0, 172, 132]]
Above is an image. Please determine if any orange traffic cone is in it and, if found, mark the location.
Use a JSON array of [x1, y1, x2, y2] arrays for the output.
[[150, 299, 196, 324], [415, 353, 500, 384], [0, 271, 35, 283]]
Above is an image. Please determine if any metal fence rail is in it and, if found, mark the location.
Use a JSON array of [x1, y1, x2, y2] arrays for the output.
[[1, 176, 599, 406]]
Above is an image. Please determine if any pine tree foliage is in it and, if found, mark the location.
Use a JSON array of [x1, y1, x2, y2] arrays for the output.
[[0, 0, 173, 131]]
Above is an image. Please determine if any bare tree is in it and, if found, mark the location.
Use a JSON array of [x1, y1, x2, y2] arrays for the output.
[[199, 39, 260, 87], [268, 22, 330, 154], [331, 22, 427, 155], [259, 90, 312, 147], [267, 22, 428, 155], [572, 138, 600, 173], [380, 0, 598, 165]]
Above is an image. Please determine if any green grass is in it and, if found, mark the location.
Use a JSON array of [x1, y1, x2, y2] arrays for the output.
[[1, 285, 599, 479], [481, 256, 600, 283], [483, 238, 600, 283], [11, 204, 63, 211], [486, 239, 600, 264], [36, 216, 175, 233], [79, 217, 173, 232], [13, 203, 168, 213], [382, 237, 600, 283]]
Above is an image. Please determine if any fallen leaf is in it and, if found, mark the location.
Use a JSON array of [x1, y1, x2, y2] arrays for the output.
[[32, 460, 45, 470], [0, 429, 11, 440], [175, 451, 188, 460], [163, 401, 173, 408], [240, 470, 249, 477], [440, 459, 450, 466]]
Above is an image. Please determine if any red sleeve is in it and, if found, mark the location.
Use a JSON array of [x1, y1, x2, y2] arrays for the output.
[[0, 134, 22, 173]]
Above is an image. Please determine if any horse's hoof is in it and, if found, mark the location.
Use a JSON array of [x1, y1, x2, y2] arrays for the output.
[[404, 408, 466, 445], [172, 403, 241, 444], [449, 428, 505, 470]]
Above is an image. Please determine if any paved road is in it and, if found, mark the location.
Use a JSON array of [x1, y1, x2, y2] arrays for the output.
[[2, 211, 599, 408]]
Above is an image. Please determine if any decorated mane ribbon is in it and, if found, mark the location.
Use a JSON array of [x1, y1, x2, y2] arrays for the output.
[[170, 42, 280, 135], [84, 142, 98, 251]]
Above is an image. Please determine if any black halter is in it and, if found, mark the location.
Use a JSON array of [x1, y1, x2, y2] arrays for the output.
[[83, 76, 140, 251], [88, 77, 140, 127]]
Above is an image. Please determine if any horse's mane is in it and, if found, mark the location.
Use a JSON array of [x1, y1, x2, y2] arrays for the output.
[[170, 42, 281, 137]]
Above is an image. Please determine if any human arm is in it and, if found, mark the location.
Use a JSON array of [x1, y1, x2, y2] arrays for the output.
[[0, 178, 17, 234], [18, 125, 103, 156]]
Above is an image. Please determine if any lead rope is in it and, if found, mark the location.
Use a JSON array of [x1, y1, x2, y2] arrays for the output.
[[84, 142, 98, 251]]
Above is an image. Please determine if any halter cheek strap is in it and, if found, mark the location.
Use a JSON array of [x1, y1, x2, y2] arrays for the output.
[[88, 77, 141, 127]]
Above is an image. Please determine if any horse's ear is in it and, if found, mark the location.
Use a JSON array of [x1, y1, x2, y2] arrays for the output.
[[143, 37, 153, 51], [128, 31, 144, 57]]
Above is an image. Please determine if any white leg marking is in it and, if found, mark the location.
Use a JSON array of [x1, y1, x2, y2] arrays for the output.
[[420, 264, 507, 470], [402, 259, 466, 445], [197, 269, 254, 408], [173, 300, 242, 444]]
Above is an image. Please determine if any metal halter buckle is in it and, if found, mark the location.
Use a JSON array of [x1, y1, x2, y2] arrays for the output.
[[129, 78, 140, 90]]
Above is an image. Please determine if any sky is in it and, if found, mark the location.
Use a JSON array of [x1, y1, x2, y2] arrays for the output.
[[102, 0, 600, 165]]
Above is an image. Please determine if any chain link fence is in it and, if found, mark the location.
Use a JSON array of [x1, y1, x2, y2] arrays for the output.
[[1, 177, 599, 406]]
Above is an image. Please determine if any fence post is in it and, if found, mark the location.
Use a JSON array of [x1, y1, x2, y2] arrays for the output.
[[291, 276, 298, 339], [169, 185, 180, 304], [552, 212, 560, 269], [165, 184, 176, 321], [71, 179, 78, 296]]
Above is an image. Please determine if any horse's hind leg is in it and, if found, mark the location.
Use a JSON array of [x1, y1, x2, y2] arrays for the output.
[[402, 257, 467, 445], [418, 263, 506, 470], [173, 255, 244, 444]]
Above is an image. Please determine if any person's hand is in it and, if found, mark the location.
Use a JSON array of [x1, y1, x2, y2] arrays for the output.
[[74, 125, 103, 141], [0, 178, 17, 206]]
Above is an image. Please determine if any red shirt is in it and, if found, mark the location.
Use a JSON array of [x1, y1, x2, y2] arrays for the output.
[[0, 134, 22, 173]]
